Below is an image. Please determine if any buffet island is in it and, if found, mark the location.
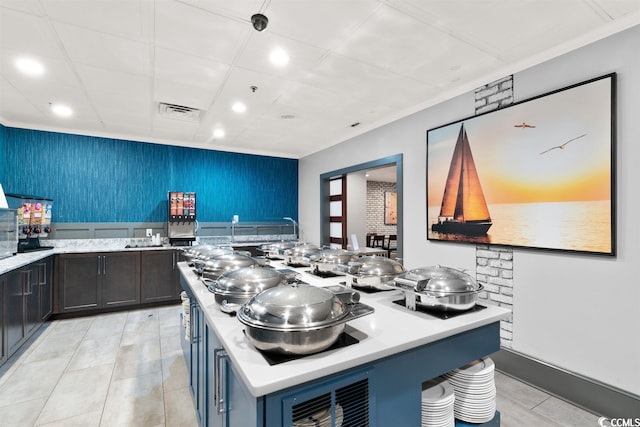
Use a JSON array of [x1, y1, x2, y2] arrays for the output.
[[179, 259, 510, 427]]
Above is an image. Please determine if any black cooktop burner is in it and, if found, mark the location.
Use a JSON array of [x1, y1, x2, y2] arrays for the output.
[[285, 262, 309, 268], [339, 281, 391, 294], [306, 270, 342, 278], [392, 299, 487, 320], [252, 332, 360, 366]]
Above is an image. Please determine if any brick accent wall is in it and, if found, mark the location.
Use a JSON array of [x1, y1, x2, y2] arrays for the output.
[[366, 181, 397, 235], [474, 75, 515, 348]]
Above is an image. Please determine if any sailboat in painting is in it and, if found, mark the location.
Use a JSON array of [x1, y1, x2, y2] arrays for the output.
[[432, 124, 492, 235]]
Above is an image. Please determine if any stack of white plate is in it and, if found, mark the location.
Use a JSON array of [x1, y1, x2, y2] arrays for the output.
[[443, 357, 496, 424], [421, 377, 455, 427]]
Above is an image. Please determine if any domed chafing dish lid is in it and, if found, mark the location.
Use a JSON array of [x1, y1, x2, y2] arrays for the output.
[[210, 265, 283, 296], [308, 248, 354, 264], [349, 256, 405, 276], [202, 253, 257, 271], [259, 241, 299, 252], [237, 284, 349, 330], [405, 265, 478, 293], [283, 244, 322, 257]]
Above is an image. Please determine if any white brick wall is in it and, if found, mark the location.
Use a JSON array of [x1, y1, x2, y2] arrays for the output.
[[366, 181, 398, 235], [474, 75, 515, 348]]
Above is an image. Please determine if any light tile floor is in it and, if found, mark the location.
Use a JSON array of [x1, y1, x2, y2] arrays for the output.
[[0, 304, 600, 427]]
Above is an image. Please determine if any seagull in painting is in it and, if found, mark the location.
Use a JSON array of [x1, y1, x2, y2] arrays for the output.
[[539, 134, 587, 155], [514, 122, 535, 129]]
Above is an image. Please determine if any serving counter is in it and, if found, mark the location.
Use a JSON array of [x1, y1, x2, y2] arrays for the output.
[[179, 260, 510, 427]]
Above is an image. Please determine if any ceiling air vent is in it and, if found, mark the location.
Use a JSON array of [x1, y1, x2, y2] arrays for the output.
[[157, 102, 201, 122]]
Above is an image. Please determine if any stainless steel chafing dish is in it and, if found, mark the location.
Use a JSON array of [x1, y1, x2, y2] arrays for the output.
[[335, 255, 405, 290], [282, 244, 322, 267], [307, 248, 355, 274], [392, 265, 483, 311], [237, 283, 372, 355], [258, 241, 301, 259], [205, 265, 291, 313]]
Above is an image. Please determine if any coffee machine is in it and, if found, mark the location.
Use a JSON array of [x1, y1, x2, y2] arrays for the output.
[[5, 193, 54, 252], [168, 191, 197, 246]]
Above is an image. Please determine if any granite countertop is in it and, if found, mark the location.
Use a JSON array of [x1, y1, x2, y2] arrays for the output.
[[0, 236, 296, 275], [179, 261, 511, 397]]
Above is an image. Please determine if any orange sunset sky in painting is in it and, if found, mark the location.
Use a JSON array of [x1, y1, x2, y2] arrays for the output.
[[427, 77, 612, 208]]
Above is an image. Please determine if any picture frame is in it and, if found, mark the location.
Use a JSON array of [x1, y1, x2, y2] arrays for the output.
[[385, 191, 397, 225], [426, 73, 616, 255]]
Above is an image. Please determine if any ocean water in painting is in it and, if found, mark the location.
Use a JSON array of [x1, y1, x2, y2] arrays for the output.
[[428, 200, 611, 253]]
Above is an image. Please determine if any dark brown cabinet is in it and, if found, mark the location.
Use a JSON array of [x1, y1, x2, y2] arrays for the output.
[[2, 255, 53, 363], [55, 252, 140, 313], [140, 250, 180, 304]]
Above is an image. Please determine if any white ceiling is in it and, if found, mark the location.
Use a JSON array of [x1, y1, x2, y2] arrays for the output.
[[1, 1, 639, 159]]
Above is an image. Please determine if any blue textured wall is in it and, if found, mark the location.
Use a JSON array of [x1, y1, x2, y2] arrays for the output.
[[3, 127, 298, 223]]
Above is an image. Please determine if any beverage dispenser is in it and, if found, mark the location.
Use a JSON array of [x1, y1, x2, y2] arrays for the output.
[[5, 193, 54, 252], [168, 191, 197, 245]]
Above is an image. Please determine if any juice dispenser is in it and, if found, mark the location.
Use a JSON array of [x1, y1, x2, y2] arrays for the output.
[[168, 191, 197, 245]]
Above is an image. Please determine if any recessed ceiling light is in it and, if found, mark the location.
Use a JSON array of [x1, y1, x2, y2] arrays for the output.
[[213, 128, 225, 138], [232, 102, 247, 113], [51, 103, 73, 117], [15, 57, 44, 76], [269, 48, 289, 66]]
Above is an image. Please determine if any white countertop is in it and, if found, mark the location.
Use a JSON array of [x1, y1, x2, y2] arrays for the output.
[[179, 261, 510, 397]]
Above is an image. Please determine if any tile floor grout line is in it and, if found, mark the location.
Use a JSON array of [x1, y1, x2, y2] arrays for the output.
[[32, 315, 99, 427]]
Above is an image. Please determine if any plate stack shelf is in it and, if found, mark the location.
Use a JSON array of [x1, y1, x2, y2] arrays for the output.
[[443, 357, 497, 424], [421, 377, 455, 427]]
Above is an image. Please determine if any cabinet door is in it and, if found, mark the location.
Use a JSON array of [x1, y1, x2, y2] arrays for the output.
[[38, 257, 53, 320], [140, 250, 179, 303], [189, 301, 205, 426], [24, 266, 41, 336], [57, 254, 100, 312], [6, 268, 25, 355], [0, 276, 6, 365], [206, 323, 225, 427], [101, 252, 140, 307]]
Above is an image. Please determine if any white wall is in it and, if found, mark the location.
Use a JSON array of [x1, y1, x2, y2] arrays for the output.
[[346, 171, 367, 250], [299, 25, 640, 396]]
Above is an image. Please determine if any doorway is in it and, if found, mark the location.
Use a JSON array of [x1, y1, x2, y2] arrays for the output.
[[319, 154, 402, 259]]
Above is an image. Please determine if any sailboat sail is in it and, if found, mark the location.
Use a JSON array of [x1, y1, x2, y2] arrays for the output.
[[433, 124, 492, 235]]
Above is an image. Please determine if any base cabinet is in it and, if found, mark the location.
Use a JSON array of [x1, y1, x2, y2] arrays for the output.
[[1, 256, 54, 366], [182, 283, 255, 427], [140, 250, 180, 303], [55, 252, 140, 313], [181, 277, 501, 427]]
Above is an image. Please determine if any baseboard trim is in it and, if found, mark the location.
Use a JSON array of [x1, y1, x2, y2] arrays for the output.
[[492, 348, 640, 417]]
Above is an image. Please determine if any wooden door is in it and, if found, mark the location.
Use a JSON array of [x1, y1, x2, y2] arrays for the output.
[[327, 176, 348, 249]]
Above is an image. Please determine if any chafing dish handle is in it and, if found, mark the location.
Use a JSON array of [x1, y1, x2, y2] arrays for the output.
[[214, 348, 229, 415]]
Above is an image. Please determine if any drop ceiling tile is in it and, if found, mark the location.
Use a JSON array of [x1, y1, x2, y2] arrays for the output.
[[154, 47, 230, 88], [1, 48, 82, 90], [397, 0, 606, 62], [52, 21, 151, 76], [0, 8, 67, 60], [0, 0, 45, 16], [40, 0, 153, 41], [154, 79, 214, 111], [594, 0, 640, 17], [0, 75, 42, 122], [179, 0, 264, 20], [264, 0, 382, 49], [154, 1, 249, 64], [74, 64, 150, 102], [235, 30, 327, 81]]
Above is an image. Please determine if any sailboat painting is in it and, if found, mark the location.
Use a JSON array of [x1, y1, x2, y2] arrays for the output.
[[427, 73, 616, 255], [432, 124, 492, 235]]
